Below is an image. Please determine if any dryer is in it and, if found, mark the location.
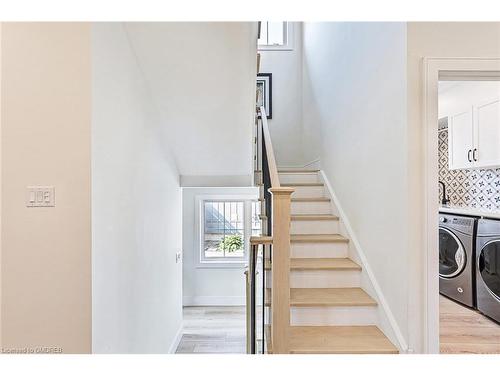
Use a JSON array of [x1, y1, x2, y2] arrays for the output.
[[439, 213, 477, 308], [476, 218, 500, 324]]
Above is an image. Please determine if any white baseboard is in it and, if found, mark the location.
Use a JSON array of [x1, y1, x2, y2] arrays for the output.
[[319, 170, 409, 353], [168, 323, 184, 354], [183, 296, 245, 306]]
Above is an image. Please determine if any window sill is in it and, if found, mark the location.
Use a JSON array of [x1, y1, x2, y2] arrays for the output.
[[196, 261, 246, 269], [258, 45, 294, 52]]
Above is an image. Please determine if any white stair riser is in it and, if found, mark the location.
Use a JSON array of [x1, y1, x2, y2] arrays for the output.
[[291, 201, 331, 215], [289, 186, 325, 198], [265, 268, 359, 288], [290, 306, 378, 326], [290, 269, 361, 288], [291, 220, 339, 235], [279, 173, 319, 184], [291, 242, 348, 258]]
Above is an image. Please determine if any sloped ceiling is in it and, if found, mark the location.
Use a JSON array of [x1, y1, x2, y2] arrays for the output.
[[124, 22, 258, 184]]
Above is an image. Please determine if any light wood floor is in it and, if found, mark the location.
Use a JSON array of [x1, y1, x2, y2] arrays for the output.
[[175, 306, 246, 354], [440, 295, 500, 354], [176, 299, 500, 354]]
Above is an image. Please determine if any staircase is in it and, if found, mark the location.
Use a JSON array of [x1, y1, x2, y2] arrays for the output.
[[249, 106, 397, 354], [271, 169, 398, 354]]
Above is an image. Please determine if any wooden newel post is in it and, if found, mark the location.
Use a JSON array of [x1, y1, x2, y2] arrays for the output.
[[269, 187, 294, 354]]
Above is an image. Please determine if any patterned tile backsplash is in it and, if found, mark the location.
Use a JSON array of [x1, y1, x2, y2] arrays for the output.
[[438, 129, 500, 210]]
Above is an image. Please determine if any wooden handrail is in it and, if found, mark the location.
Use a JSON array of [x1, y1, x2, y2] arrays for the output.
[[255, 106, 294, 354], [250, 236, 273, 245], [259, 106, 280, 188]]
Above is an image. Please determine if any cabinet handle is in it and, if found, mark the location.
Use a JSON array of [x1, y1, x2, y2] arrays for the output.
[[468, 149, 472, 162], [473, 148, 478, 162]]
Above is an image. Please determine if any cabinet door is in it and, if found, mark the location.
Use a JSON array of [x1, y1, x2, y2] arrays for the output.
[[474, 98, 500, 169], [448, 108, 474, 170]]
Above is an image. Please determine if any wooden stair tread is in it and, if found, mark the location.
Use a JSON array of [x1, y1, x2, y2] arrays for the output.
[[291, 197, 330, 202], [291, 258, 361, 270], [282, 183, 323, 187], [289, 326, 398, 354], [291, 234, 348, 243], [264, 287, 376, 307], [290, 287, 376, 307], [291, 214, 338, 221]]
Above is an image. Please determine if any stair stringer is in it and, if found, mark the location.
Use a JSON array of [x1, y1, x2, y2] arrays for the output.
[[318, 170, 409, 353]]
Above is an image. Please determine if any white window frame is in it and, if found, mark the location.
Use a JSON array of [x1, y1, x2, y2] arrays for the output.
[[258, 22, 294, 51], [195, 194, 258, 269]]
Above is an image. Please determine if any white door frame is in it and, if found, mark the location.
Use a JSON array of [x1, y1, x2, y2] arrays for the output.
[[422, 57, 500, 353]]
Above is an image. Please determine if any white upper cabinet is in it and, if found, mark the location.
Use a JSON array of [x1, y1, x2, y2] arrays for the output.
[[474, 98, 500, 169], [448, 107, 474, 170], [447, 98, 500, 170]]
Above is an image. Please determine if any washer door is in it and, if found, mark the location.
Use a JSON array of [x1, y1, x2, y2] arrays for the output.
[[478, 240, 500, 301], [439, 227, 466, 278]]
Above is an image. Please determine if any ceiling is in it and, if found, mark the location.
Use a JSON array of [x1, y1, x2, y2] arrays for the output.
[[124, 22, 258, 183]]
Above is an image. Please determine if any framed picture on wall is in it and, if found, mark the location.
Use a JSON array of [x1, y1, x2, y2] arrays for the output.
[[256, 73, 272, 119]]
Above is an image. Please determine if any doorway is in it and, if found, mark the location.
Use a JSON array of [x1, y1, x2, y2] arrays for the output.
[[423, 58, 500, 353], [176, 188, 260, 354]]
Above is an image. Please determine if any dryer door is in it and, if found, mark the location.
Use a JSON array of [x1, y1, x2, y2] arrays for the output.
[[439, 227, 467, 278], [478, 240, 500, 301]]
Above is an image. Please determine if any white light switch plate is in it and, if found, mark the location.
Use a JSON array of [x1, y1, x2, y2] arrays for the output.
[[26, 186, 55, 207]]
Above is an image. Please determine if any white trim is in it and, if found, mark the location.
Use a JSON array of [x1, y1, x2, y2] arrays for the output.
[[195, 262, 246, 269], [168, 323, 184, 354], [257, 22, 294, 52], [422, 57, 500, 354], [183, 296, 245, 306], [0, 24, 2, 350], [319, 170, 409, 353]]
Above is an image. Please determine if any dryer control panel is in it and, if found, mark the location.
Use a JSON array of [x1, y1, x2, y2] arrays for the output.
[[439, 213, 476, 235]]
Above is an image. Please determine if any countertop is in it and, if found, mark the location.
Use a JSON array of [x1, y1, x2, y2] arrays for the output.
[[439, 205, 500, 220]]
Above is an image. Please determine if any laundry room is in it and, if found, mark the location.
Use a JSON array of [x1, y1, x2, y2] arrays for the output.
[[438, 78, 500, 353]]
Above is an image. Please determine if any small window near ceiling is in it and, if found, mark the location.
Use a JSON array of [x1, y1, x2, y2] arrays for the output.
[[258, 22, 292, 50]]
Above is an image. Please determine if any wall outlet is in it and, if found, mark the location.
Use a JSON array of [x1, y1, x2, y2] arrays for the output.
[[26, 186, 55, 207], [175, 252, 182, 263]]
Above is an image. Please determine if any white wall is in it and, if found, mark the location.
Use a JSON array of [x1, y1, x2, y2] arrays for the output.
[[124, 23, 258, 185], [259, 23, 306, 167], [91, 23, 182, 353], [1, 23, 92, 353], [182, 187, 257, 306], [439, 81, 500, 118], [302, 22, 409, 345]]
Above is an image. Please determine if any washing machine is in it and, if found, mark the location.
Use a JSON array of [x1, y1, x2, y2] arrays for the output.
[[439, 213, 477, 308], [476, 218, 500, 324]]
